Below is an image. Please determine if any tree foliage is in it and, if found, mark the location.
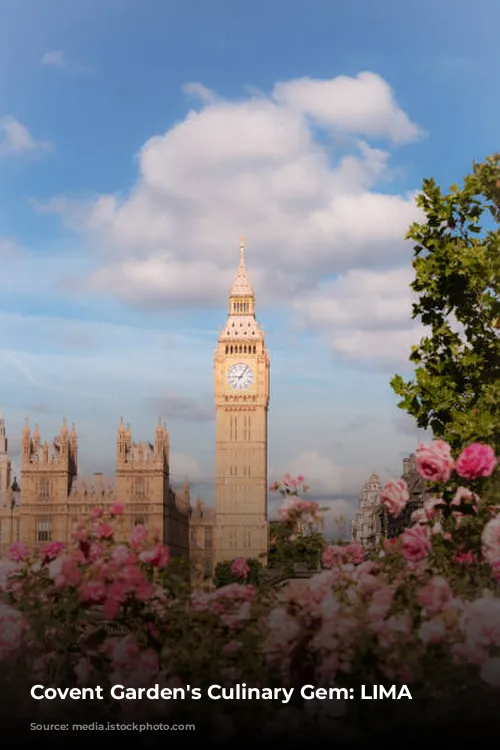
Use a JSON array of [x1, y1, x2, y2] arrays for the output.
[[267, 518, 325, 574], [391, 154, 500, 454]]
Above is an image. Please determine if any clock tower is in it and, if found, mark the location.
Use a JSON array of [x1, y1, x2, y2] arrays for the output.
[[214, 235, 270, 565]]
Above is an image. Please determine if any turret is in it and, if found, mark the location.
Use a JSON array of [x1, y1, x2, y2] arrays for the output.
[[70, 423, 78, 474], [0, 415, 11, 495], [117, 417, 127, 464], [21, 419, 31, 466], [0, 414, 7, 455], [32, 424, 40, 453]]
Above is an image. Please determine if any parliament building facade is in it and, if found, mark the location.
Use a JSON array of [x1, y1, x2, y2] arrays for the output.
[[0, 238, 270, 579]]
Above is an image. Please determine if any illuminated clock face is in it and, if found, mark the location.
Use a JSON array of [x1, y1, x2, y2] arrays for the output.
[[227, 363, 254, 390]]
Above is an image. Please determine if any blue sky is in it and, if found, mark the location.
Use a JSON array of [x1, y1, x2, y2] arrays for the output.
[[0, 0, 498, 528]]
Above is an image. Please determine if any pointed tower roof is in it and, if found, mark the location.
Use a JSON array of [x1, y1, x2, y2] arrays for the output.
[[0, 414, 6, 454], [229, 232, 254, 298]]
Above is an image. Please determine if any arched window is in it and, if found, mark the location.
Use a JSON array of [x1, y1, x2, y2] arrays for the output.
[[253, 345, 256, 354], [230, 345, 233, 354]]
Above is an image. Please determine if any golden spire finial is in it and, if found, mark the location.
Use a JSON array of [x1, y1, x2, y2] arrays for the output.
[[229, 229, 253, 298]]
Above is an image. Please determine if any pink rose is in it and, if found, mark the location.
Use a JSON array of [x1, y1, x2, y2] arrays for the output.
[[367, 585, 395, 621], [417, 576, 453, 615], [400, 525, 431, 563], [106, 635, 140, 668], [456, 443, 497, 480], [455, 550, 475, 565], [139, 544, 170, 568], [55, 559, 82, 588], [383, 538, 399, 555], [419, 618, 446, 645], [111, 545, 136, 565], [40, 541, 65, 563], [343, 543, 365, 564], [8, 542, 28, 562], [72, 525, 88, 543], [380, 479, 409, 516], [130, 525, 148, 547], [110, 502, 125, 516], [231, 557, 250, 580], [415, 440, 454, 482], [0, 561, 20, 592], [79, 580, 107, 604], [481, 516, 500, 565], [89, 543, 103, 561], [322, 546, 342, 568], [96, 523, 113, 539]]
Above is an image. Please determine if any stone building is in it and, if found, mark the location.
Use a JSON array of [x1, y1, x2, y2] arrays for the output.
[[0, 414, 191, 559], [379, 453, 430, 539], [189, 497, 216, 586], [352, 454, 429, 547], [0, 238, 271, 575], [351, 472, 383, 549]]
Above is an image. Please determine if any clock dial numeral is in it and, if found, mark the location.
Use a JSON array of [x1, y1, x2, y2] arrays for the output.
[[227, 363, 254, 390]]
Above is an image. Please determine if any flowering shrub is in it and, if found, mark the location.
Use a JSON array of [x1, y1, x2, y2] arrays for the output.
[[213, 557, 262, 588], [0, 441, 499, 741], [268, 474, 326, 573]]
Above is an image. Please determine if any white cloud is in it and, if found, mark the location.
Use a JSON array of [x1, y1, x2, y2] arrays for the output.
[[41, 50, 90, 73], [36, 72, 422, 320], [322, 499, 356, 538], [169, 452, 207, 484], [294, 267, 426, 366], [41, 50, 67, 68], [272, 72, 424, 144], [0, 116, 51, 157], [330, 327, 423, 367], [183, 82, 218, 104], [272, 450, 365, 497]]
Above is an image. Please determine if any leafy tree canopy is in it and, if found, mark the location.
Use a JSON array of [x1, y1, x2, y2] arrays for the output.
[[391, 154, 500, 454]]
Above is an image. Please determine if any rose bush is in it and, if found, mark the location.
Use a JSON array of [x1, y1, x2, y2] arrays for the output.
[[268, 475, 326, 573], [0, 440, 499, 742]]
